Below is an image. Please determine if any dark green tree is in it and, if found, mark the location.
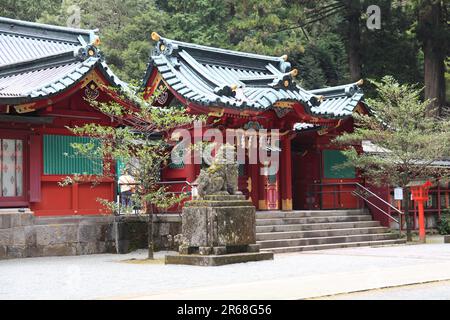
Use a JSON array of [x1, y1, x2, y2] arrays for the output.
[[335, 76, 450, 241]]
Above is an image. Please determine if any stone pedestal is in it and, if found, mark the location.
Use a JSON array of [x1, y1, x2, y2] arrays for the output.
[[165, 194, 273, 266]]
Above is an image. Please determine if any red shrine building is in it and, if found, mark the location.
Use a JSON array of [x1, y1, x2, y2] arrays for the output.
[[143, 32, 366, 213], [0, 18, 448, 232], [0, 17, 130, 216]]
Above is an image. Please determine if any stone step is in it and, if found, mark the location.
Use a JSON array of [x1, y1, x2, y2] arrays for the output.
[[256, 227, 389, 241], [256, 220, 381, 233], [257, 233, 398, 249], [256, 215, 373, 226], [256, 209, 368, 219], [260, 239, 407, 254]]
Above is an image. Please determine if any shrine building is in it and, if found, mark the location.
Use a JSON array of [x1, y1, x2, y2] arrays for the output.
[[0, 17, 130, 216], [0, 17, 448, 236], [143, 32, 366, 213]]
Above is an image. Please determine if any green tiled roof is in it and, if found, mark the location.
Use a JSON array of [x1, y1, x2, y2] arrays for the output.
[[0, 17, 126, 105], [144, 35, 364, 118]]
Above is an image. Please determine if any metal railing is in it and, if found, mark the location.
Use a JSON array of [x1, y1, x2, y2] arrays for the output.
[[308, 182, 403, 225], [353, 183, 403, 224], [117, 180, 192, 215]]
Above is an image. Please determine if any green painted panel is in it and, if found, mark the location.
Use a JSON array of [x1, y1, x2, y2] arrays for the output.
[[116, 159, 125, 194], [268, 173, 277, 184], [116, 159, 125, 176], [169, 161, 185, 169], [43, 135, 103, 175], [323, 149, 355, 179], [238, 164, 245, 177]]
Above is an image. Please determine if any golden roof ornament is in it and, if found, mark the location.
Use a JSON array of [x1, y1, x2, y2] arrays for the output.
[[314, 95, 325, 103], [151, 32, 161, 42], [91, 36, 101, 47], [290, 69, 299, 77]]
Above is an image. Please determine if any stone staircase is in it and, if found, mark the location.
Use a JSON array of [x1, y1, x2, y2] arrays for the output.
[[256, 209, 405, 254]]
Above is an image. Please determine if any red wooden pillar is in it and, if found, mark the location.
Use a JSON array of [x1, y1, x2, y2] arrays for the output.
[[29, 134, 42, 203], [437, 183, 441, 219], [418, 200, 426, 242], [249, 162, 259, 208], [258, 162, 268, 210], [280, 135, 293, 211]]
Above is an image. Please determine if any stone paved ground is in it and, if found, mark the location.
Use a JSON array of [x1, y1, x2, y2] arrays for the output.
[[317, 280, 450, 300], [1, 243, 450, 300]]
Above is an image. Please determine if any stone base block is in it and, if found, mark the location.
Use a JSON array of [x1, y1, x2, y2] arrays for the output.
[[199, 246, 213, 255], [213, 246, 227, 255], [165, 252, 274, 266], [445, 235, 450, 243], [247, 244, 261, 253]]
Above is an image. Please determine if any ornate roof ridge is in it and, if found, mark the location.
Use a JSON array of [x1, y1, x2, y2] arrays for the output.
[[0, 18, 127, 106], [0, 16, 97, 44], [0, 42, 103, 78], [309, 80, 364, 97], [151, 33, 284, 64]]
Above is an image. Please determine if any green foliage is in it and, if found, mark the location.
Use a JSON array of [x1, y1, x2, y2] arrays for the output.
[[437, 210, 450, 235], [335, 76, 450, 188], [446, 58, 450, 105], [0, 0, 61, 21], [4, 0, 445, 99], [68, 86, 201, 214], [359, 0, 423, 97]]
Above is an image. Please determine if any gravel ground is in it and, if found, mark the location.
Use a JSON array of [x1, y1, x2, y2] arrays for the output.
[[319, 280, 450, 300], [1, 243, 450, 300]]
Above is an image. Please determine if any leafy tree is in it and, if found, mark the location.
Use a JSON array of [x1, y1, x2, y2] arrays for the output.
[[0, 0, 61, 21], [335, 76, 450, 241], [38, 0, 169, 82], [67, 87, 200, 259], [360, 1, 423, 97], [415, 0, 449, 115], [4, 0, 447, 99]]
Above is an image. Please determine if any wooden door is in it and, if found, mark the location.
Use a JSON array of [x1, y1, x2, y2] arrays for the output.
[[265, 172, 278, 210]]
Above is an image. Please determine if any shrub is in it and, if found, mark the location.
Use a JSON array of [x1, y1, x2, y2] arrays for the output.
[[437, 210, 450, 235]]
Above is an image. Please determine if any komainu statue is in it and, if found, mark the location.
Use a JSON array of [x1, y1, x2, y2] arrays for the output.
[[194, 144, 240, 198]]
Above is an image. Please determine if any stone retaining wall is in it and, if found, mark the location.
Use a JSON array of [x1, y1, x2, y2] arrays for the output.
[[0, 212, 181, 260], [114, 214, 181, 253]]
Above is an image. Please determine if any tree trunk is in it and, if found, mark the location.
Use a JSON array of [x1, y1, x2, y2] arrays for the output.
[[403, 188, 413, 242], [147, 202, 154, 260], [418, 1, 447, 116], [346, 0, 362, 82]]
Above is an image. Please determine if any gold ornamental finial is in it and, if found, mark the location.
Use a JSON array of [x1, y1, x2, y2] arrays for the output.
[[151, 32, 161, 41], [290, 69, 299, 77], [356, 79, 364, 86], [92, 36, 101, 47], [281, 54, 288, 61], [315, 95, 325, 103]]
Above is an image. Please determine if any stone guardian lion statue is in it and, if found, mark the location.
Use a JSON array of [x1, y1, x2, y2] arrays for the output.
[[194, 144, 240, 198]]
